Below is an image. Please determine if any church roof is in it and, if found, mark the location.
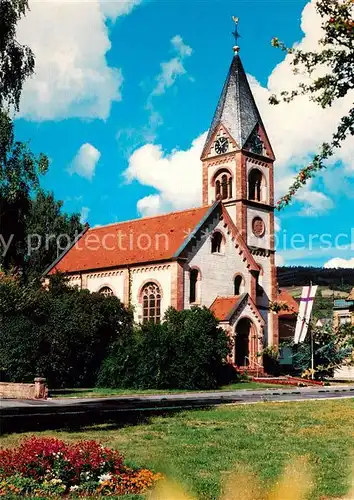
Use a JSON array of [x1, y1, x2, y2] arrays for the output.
[[210, 293, 265, 325], [203, 54, 265, 153], [47, 205, 213, 274], [277, 289, 299, 318], [209, 295, 244, 321]]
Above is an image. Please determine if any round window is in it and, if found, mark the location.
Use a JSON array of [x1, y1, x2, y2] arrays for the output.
[[252, 217, 265, 237]]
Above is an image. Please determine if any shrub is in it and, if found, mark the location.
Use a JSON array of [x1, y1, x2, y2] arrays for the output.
[[0, 273, 133, 387], [0, 437, 161, 497], [98, 306, 233, 390]]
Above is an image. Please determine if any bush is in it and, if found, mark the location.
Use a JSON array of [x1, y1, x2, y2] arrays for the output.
[[0, 437, 161, 497], [0, 272, 132, 387], [98, 306, 233, 390]]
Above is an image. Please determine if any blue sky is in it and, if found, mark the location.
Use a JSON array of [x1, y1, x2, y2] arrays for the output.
[[14, 0, 354, 268]]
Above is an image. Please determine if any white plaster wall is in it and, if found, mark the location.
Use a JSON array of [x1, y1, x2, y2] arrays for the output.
[[255, 254, 272, 306], [247, 206, 271, 249], [130, 264, 172, 323], [85, 272, 125, 302], [334, 366, 354, 380], [254, 252, 274, 345], [225, 204, 237, 227], [184, 216, 252, 309]]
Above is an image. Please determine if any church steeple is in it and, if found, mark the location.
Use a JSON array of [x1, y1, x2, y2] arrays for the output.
[[201, 15, 275, 162], [201, 52, 274, 159], [200, 20, 278, 348], [203, 54, 262, 151]]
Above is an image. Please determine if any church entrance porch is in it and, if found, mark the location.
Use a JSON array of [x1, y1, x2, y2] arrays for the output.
[[234, 317, 261, 371], [209, 294, 265, 374]]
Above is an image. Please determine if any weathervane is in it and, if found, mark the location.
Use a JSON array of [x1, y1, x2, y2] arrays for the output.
[[232, 16, 240, 53]]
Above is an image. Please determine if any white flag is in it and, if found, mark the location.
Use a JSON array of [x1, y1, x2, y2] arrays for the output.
[[294, 285, 318, 344]]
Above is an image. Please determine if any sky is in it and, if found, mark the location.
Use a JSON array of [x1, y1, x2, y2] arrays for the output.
[[13, 0, 354, 269]]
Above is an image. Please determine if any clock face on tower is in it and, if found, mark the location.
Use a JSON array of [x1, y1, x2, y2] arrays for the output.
[[214, 137, 229, 155]]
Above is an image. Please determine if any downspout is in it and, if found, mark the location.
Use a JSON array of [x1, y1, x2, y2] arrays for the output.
[[128, 266, 132, 309]]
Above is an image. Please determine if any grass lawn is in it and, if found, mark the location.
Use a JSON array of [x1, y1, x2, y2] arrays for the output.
[[49, 382, 293, 398], [1, 399, 354, 499]]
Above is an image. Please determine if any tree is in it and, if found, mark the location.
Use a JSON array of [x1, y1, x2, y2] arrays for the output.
[[271, 0, 354, 209], [289, 323, 354, 379], [0, 0, 35, 111], [98, 307, 234, 390], [0, 1, 50, 272], [0, 115, 48, 271], [0, 272, 133, 387], [23, 190, 83, 279]]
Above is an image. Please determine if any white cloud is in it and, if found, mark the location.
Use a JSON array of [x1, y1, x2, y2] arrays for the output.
[[125, 133, 206, 214], [151, 35, 193, 97], [324, 258, 354, 269], [16, 0, 142, 121], [127, 0, 353, 218], [80, 206, 91, 224], [274, 216, 281, 232], [249, 0, 354, 200], [69, 143, 101, 180], [296, 190, 334, 217], [137, 195, 163, 217], [100, 0, 142, 20], [141, 35, 193, 142]]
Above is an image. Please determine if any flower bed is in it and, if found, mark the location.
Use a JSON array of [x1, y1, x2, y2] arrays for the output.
[[0, 437, 161, 497]]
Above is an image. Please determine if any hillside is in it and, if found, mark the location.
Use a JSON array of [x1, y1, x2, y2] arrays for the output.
[[277, 266, 354, 320], [277, 266, 354, 291]]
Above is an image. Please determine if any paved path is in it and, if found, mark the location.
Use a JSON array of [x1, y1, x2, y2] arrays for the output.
[[1, 385, 354, 433], [2, 385, 354, 414]]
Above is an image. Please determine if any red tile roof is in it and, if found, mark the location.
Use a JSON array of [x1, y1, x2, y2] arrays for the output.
[[277, 289, 299, 317], [209, 296, 242, 321], [49, 206, 211, 274]]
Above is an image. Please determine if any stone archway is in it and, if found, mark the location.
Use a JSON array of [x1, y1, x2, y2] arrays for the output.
[[235, 318, 251, 366], [235, 317, 260, 368]]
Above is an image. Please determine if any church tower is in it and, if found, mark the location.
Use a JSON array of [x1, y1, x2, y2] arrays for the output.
[[201, 35, 278, 346]]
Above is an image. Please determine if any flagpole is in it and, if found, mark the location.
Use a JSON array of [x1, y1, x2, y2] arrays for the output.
[[310, 281, 315, 380]]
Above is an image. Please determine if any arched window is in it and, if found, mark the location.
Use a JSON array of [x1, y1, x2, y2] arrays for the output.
[[213, 170, 233, 201], [221, 174, 228, 199], [248, 169, 265, 202], [211, 231, 224, 254], [142, 282, 161, 324], [234, 275, 243, 295], [189, 269, 199, 303], [215, 180, 221, 199], [99, 286, 114, 297]]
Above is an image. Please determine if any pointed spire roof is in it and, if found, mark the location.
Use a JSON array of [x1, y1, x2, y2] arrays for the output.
[[203, 53, 266, 154]]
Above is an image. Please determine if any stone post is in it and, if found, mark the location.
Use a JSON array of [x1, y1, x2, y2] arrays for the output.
[[34, 377, 48, 399]]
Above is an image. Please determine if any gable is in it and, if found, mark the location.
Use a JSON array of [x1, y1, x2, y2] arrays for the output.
[[177, 202, 259, 273], [201, 123, 239, 160], [244, 124, 275, 161], [210, 293, 265, 326]]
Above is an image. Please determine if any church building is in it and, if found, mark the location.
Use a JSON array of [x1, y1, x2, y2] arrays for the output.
[[46, 41, 279, 371]]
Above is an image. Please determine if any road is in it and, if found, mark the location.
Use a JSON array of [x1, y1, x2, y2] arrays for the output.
[[2, 385, 354, 412], [1, 385, 354, 433]]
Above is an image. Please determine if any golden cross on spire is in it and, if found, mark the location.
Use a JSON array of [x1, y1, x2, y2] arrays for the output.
[[232, 16, 241, 53]]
